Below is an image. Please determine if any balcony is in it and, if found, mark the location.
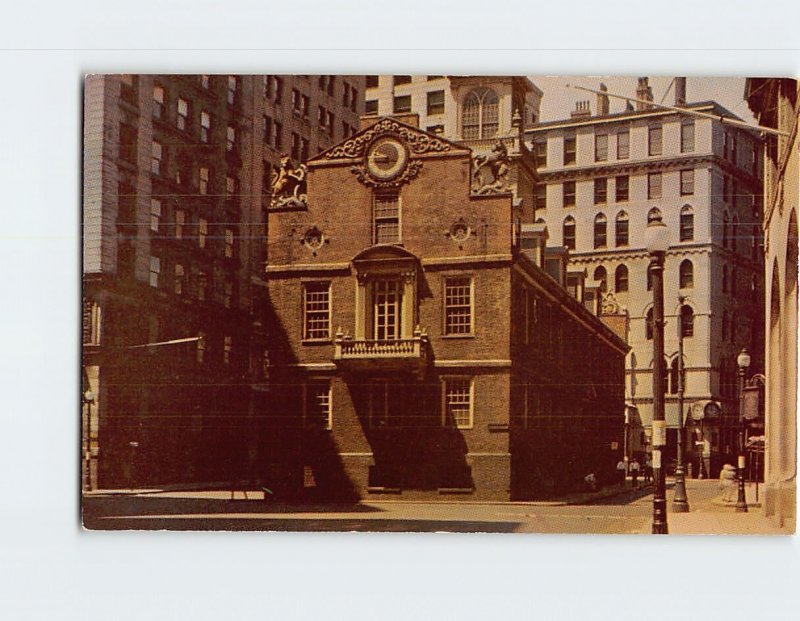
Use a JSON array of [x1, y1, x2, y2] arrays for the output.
[[333, 327, 429, 375]]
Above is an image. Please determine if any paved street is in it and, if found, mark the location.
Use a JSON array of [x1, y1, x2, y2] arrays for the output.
[[83, 479, 788, 534]]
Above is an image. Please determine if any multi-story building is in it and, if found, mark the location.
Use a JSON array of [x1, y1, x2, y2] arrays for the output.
[[526, 78, 765, 476], [82, 74, 364, 489], [745, 78, 798, 529], [260, 115, 628, 501]]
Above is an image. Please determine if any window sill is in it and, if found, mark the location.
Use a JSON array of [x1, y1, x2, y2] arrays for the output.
[[301, 338, 333, 345], [441, 333, 476, 340]]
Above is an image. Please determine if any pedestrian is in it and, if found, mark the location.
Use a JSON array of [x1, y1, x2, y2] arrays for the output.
[[644, 457, 653, 484], [616, 459, 627, 487], [584, 472, 598, 492], [630, 458, 640, 489]]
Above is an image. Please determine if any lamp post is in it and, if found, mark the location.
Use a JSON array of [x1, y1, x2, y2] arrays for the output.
[[645, 213, 670, 534], [736, 348, 751, 512], [82, 389, 95, 492], [671, 296, 690, 512]]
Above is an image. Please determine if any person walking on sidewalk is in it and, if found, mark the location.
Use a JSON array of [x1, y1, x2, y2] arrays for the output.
[[616, 459, 627, 487], [644, 457, 653, 484], [630, 459, 640, 489]]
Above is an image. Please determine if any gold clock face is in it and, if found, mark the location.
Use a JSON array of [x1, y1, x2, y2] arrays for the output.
[[366, 137, 408, 181]]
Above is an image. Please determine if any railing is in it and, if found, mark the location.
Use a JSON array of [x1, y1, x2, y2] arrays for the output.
[[334, 327, 428, 362]]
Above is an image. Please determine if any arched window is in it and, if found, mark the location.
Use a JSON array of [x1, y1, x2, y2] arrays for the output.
[[615, 211, 629, 246], [723, 212, 730, 248], [594, 213, 607, 248], [680, 305, 694, 338], [648, 207, 662, 224], [615, 264, 629, 293], [593, 265, 607, 291], [646, 307, 654, 340], [679, 259, 694, 289], [462, 88, 499, 140], [563, 216, 576, 250], [680, 205, 694, 241], [732, 216, 739, 251]]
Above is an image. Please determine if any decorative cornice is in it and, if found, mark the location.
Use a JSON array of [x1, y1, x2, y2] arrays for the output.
[[325, 118, 453, 160]]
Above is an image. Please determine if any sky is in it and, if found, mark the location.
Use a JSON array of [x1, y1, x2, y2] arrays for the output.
[[530, 76, 756, 125]]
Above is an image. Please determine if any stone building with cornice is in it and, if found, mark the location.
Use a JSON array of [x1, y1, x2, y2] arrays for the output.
[[526, 80, 765, 476]]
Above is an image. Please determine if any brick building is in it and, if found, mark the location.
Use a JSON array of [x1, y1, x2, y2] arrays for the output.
[[82, 74, 364, 489], [259, 116, 628, 501]]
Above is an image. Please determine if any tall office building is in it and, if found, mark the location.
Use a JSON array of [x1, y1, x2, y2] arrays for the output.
[[527, 78, 765, 475], [82, 74, 364, 489]]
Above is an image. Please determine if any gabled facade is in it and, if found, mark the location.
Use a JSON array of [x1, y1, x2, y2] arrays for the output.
[[258, 117, 628, 501]]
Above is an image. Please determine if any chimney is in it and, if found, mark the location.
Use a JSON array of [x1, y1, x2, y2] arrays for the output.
[[675, 77, 687, 106], [636, 77, 654, 111], [571, 100, 591, 119], [597, 83, 610, 116]]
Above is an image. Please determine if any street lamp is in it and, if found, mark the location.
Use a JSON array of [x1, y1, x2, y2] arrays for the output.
[[83, 389, 95, 492], [736, 347, 751, 512], [645, 213, 670, 534], [672, 296, 690, 512]]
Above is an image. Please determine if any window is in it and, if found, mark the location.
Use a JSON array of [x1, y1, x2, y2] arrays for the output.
[[615, 175, 629, 202], [273, 77, 283, 103], [393, 95, 412, 114], [301, 94, 311, 117], [152, 85, 165, 120], [149, 256, 160, 288], [723, 175, 730, 203], [198, 218, 208, 249], [646, 307, 654, 340], [615, 211, 629, 247], [373, 192, 400, 244], [647, 207, 662, 224], [301, 138, 310, 162], [680, 205, 694, 241], [594, 178, 607, 204], [680, 305, 694, 338], [594, 213, 607, 248], [681, 121, 695, 153], [563, 133, 576, 165], [617, 130, 630, 159], [224, 228, 235, 258], [197, 272, 208, 301], [199, 167, 209, 195], [174, 263, 185, 295], [175, 210, 185, 240], [151, 141, 162, 175], [563, 217, 576, 250], [150, 199, 161, 232], [393, 75, 412, 86], [82, 299, 102, 345], [196, 331, 206, 363], [534, 138, 547, 168], [373, 279, 402, 340], [462, 88, 499, 139], [226, 175, 237, 198], [226, 126, 236, 152], [595, 133, 608, 161], [427, 90, 445, 115], [303, 282, 330, 340], [444, 277, 473, 335], [119, 122, 137, 164], [648, 125, 662, 156], [120, 74, 137, 106], [443, 378, 473, 429], [291, 132, 301, 161], [365, 99, 378, 115], [366, 75, 379, 88], [615, 264, 629, 293], [227, 76, 237, 105], [593, 265, 607, 291], [679, 259, 694, 289], [305, 381, 332, 430], [200, 110, 211, 143], [223, 336, 232, 365], [177, 97, 189, 130], [273, 122, 282, 149], [534, 185, 546, 212], [224, 281, 233, 309], [668, 358, 680, 395], [648, 172, 662, 199], [680, 169, 694, 195], [563, 181, 576, 207]]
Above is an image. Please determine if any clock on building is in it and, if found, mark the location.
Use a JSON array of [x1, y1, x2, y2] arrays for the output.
[[365, 137, 408, 181]]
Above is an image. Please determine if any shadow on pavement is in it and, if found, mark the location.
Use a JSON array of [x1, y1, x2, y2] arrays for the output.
[[583, 484, 656, 505]]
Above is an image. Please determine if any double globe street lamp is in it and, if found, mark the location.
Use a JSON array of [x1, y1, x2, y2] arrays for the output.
[[645, 213, 670, 534], [736, 348, 751, 512]]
